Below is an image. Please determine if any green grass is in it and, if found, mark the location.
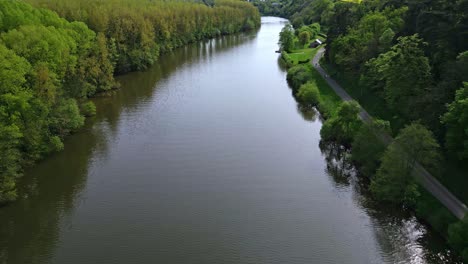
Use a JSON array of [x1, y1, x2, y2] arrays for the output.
[[282, 48, 315, 65], [282, 37, 325, 66], [282, 45, 322, 66], [305, 64, 342, 118], [320, 62, 406, 134]]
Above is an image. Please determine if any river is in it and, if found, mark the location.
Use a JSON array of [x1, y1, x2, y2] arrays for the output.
[[0, 17, 461, 264]]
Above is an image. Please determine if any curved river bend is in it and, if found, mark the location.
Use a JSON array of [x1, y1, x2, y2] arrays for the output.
[[0, 17, 461, 264]]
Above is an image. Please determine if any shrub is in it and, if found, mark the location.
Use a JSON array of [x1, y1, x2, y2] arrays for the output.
[[351, 119, 389, 178], [297, 81, 321, 106], [286, 65, 313, 92], [49, 135, 64, 152], [298, 31, 311, 46], [320, 101, 361, 145], [448, 219, 468, 262], [370, 123, 440, 206], [81, 101, 97, 117]]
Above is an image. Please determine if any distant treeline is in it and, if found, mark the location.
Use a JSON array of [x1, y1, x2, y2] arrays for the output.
[[27, 0, 261, 73], [0, 0, 260, 204]]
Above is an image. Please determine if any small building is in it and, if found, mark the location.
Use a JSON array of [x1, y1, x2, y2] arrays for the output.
[[309, 39, 323, 48]]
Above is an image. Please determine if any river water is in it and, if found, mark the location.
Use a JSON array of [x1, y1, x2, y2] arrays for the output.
[[0, 17, 461, 264]]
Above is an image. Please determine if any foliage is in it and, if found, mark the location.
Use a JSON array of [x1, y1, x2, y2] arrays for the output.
[[330, 7, 406, 72], [415, 190, 457, 237], [0, 1, 110, 202], [351, 119, 389, 177], [26, 0, 261, 73], [297, 81, 320, 106], [361, 35, 432, 121], [286, 65, 313, 92], [442, 82, 468, 161], [279, 24, 295, 52], [320, 101, 361, 145], [448, 219, 468, 261], [0, 0, 259, 204], [370, 123, 440, 205], [81, 101, 97, 117], [251, 0, 283, 16], [282, 47, 319, 66], [298, 31, 311, 46], [274, 0, 468, 258]]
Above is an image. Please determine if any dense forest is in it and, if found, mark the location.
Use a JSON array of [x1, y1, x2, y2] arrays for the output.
[[27, 0, 260, 73], [0, 0, 260, 204], [275, 0, 468, 261]]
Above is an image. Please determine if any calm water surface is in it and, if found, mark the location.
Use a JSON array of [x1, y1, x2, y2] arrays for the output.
[[0, 17, 461, 264]]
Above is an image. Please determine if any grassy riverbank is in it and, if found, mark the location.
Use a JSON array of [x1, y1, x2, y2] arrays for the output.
[[285, 50, 467, 262], [282, 46, 321, 66], [288, 63, 341, 118]]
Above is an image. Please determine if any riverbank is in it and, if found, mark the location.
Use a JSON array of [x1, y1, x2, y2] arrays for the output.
[[0, 17, 459, 263], [0, 0, 261, 205], [285, 45, 467, 261]]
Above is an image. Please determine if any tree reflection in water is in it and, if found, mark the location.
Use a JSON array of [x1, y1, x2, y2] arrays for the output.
[[318, 139, 463, 264], [319, 140, 356, 189]]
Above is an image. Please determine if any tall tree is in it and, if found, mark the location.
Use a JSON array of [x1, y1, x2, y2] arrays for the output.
[[442, 82, 468, 161], [370, 123, 440, 205], [279, 24, 295, 52], [363, 35, 432, 120]]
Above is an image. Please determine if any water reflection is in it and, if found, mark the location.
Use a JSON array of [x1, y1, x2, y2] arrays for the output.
[[318, 140, 462, 264], [296, 105, 319, 122], [0, 124, 104, 263], [0, 32, 256, 264], [0, 17, 462, 264]]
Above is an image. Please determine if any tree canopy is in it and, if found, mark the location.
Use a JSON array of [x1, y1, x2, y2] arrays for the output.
[[0, 0, 260, 204], [370, 123, 440, 205], [442, 82, 468, 161]]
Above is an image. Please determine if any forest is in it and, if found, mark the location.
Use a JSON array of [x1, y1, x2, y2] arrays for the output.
[[0, 0, 260, 204], [276, 0, 468, 261]]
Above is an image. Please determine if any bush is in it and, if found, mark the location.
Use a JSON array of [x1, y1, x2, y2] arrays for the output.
[[370, 123, 440, 206], [297, 81, 321, 106], [415, 190, 457, 235], [320, 101, 361, 145], [286, 65, 313, 92], [298, 31, 311, 46], [351, 120, 389, 178], [50, 135, 64, 152], [81, 101, 97, 117], [448, 219, 468, 262]]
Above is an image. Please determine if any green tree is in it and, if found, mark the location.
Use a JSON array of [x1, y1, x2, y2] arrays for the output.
[[448, 220, 468, 261], [330, 8, 406, 72], [370, 123, 440, 205], [363, 35, 432, 120], [279, 24, 294, 52], [0, 44, 31, 203], [308, 23, 320, 38], [320, 101, 361, 145], [297, 81, 320, 106], [298, 31, 310, 46], [442, 82, 468, 161], [286, 65, 313, 92], [0, 124, 22, 203], [351, 119, 389, 177]]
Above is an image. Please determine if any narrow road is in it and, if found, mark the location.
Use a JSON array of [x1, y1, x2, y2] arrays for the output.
[[313, 48, 467, 220]]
